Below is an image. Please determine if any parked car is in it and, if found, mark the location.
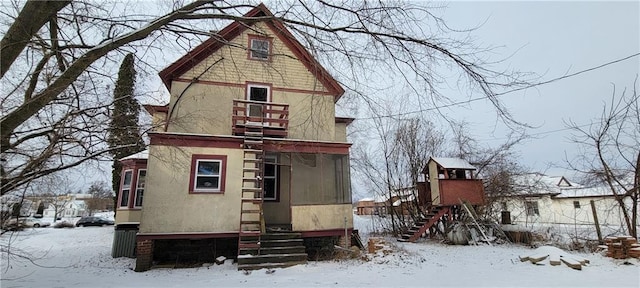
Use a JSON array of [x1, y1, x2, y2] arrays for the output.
[[75, 216, 115, 227], [2, 217, 51, 230], [24, 217, 51, 228]]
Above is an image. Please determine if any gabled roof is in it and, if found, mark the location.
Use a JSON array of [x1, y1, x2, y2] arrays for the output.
[[158, 3, 345, 101], [429, 157, 476, 170]]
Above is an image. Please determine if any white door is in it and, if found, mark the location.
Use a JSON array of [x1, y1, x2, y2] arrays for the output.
[[246, 84, 270, 122]]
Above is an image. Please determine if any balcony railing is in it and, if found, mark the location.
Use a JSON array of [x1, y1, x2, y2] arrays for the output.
[[232, 99, 289, 138]]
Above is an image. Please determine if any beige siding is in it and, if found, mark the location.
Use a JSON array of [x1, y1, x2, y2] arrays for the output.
[[115, 210, 142, 223], [139, 145, 244, 234], [167, 82, 336, 141], [334, 122, 347, 142], [291, 204, 353, 231], [166, 21, 337, 141], [167, 82, 236, 135], [181, 22, 329, 93]]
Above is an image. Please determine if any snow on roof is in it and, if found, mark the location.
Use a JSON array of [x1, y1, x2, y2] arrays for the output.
[[430, 157, 476, 170], [359, 197, 374, 202], [555, 186, 616, 198], [510, 174, 581, 196], [120, 150, 149, 161]]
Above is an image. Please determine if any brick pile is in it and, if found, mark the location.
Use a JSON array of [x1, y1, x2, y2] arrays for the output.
[[603, 236, 640, 259]]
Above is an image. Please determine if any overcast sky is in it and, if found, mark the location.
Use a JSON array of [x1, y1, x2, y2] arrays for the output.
[[72, 1, 639, 193], [433, 1, 640, 176]]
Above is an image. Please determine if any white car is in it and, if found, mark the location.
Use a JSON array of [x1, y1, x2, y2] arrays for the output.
[[3, 217, 51, 229]]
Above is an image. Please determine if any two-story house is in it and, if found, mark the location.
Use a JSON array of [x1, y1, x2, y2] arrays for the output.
[[113, 4, 354, 271]]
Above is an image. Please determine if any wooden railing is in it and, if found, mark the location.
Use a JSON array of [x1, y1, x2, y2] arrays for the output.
[[232, 99, 289, 137]]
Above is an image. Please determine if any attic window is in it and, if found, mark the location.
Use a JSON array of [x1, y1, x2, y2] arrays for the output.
[[573, 201, 580, 209], [249, 35, 271, 60]]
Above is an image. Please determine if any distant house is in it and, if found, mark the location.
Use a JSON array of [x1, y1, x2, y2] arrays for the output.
[[41, 194, 90, 218], [355, 198, 386, 215], [494, 173, 630, 231]]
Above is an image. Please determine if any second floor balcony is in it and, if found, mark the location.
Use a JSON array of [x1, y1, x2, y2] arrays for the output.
[[232, 99, 289, 138]]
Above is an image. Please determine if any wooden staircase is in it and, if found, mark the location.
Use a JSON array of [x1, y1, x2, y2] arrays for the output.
[[397, 206, 451, 243], [237, 232, 308, 270], [238, 122, 266, 258]]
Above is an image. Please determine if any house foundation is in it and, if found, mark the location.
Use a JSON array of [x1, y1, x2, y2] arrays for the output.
[[135, 239, 154, 272]]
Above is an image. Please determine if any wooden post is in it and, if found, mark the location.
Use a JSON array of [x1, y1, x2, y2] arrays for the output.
[[590, 200, 603, 244]]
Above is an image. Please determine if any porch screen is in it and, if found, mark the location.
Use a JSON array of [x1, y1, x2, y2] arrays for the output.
[[291, 153, 351, 205]]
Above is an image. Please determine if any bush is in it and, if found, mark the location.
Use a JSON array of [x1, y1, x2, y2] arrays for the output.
[[53, 221, 75, 229]]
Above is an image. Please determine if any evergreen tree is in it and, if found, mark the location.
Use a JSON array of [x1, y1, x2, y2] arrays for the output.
[[107, 53, 145, 212]]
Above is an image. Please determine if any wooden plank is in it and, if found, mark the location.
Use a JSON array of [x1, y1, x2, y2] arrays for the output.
[[549, 254, 561, 266], [561, 257, 582, 270]]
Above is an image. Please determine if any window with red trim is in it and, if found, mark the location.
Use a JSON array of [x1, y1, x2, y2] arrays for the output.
[[120, 170, 133, 207], [248, 35, 271, 61], [189, 155, 227, 193]]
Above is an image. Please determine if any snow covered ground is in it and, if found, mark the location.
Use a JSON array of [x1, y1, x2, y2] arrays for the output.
[[1, 215, 639, 287]]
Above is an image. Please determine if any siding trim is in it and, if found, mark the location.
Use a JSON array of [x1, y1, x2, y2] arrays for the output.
[[149, 133, 351, 154], [172, 78, 335, 96]]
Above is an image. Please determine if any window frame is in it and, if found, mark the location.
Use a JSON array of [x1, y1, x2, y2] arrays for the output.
[[120, 170, 133, 207], [525, 201, 539, 216], [263, 155, 278, 201], [247, 35, 272, 61], [189, 154, 227, 194], [134, 169, 146, 208], [245, 82, 272, 121]]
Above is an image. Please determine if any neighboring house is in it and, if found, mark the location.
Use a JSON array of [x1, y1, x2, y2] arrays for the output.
[[41, 195, 90, 218], [355, 198, 386, 215], [493, 173, 631, 232], [114, 4, 354, 271]]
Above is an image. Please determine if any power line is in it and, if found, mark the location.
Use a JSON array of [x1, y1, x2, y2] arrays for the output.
[[355, 52, 640, 120], [478, 122, 593, 142]]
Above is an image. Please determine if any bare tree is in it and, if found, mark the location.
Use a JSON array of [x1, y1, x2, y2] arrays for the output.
[[448, 120, 528, 219], [85, 181, 113, 216], [566, 79, 640, 238], [1, 1, 529, 196]]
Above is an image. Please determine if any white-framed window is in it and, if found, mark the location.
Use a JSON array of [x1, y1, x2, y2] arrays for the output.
[[134, 169, 146, 207], [194, 160, 222, 192], [246, 84, 271, 119], [249, 37, 270, 60], [189, 155, 226, 194], [120, 170, 133, 207]]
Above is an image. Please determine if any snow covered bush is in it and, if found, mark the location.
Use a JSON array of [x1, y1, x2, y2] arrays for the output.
[[53, 221, 75, 229]]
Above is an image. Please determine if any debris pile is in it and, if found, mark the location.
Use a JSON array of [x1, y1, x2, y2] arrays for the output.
[[519, 246, 589, 270], [602, 236, 640, 259], [368, 237, 393, 255]]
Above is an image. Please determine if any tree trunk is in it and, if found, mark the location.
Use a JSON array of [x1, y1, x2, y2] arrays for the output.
[[0, 0, 71, 78]]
